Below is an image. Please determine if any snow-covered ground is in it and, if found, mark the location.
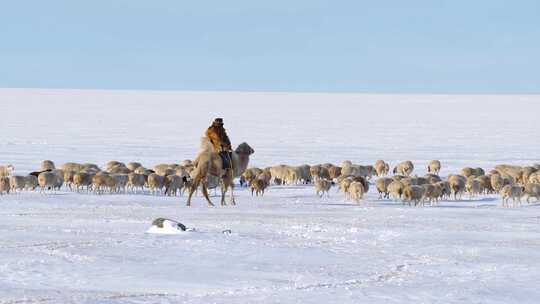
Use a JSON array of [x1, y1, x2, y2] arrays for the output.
[[1, 89, 540, 303]]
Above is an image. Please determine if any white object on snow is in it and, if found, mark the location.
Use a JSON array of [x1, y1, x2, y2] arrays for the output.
[[146, 218, 187, 235]]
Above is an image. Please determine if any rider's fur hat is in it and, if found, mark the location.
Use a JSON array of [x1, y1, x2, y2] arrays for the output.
[[213, 118, 224, 126]]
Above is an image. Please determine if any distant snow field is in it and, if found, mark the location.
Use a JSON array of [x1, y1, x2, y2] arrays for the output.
[[1, 89, 540, 303]]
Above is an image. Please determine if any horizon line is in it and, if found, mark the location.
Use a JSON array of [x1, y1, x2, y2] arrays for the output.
[[1, 86, 539, 96]]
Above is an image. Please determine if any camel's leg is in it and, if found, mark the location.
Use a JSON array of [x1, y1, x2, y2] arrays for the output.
[[201, 183, 214, 207], [187, 176, 203, 206], [219, 171, 235, 206], [228, 177, 236, 205], [220, 182, 227, 206]]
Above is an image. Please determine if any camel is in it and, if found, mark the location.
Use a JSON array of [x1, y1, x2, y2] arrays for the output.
[[186, 138, 254, 206]]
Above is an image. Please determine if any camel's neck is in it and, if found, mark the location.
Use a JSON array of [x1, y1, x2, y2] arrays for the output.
[[235, 154, 250, 174]]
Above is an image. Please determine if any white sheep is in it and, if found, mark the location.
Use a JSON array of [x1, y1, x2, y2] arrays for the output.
[[529, 172, 540, 184], [127, 162, 143, 171], [148, 173, 165, 195], [106, 161, 125, 172], [520, 167, 538, 185], [250, 178, 268, 196], [402, 185, 425, 206], [24, 175, 38, 191], [523, 183, 540, 204], [427, 160, 441, 174], [164, 175, 184, 196], [63, 170, 76, 190], [495, 165, 523, 183], [375, 177, 393, 199], [73, 172, 93, 192], [309, 165, 331, 182], [241, 167, 262, 187], [436, 181, 451, 199], [387, 180, 404, 201], [421, 183, 441, 206], [327, 165, 342, 181], [154, 164, 175, 177], [465, 178, 483, 198], [348, 181, 365, 203], [269, 164, 289, 185], [374, 160, 390, 177], [424, 173, 442, 184], [476, 175, 492, 194], [92, 173, 110, 194], [314, 178, 332, 198], [0, 177, 10, 195], [111, 174, 129, 193], [81, 163, 101, 173], [500, 185, 524, 208], [109, 165, 131, 174], [448, 175, 466, 200], [256, 170, 272, 187], [9, 176, 26, 193], [0, 164, 14, 177], [38, 171, 57, 193], [490, 174, 504, 193], [61, 162, 83, 172], [393, 161, 414, 176], [127, 172, 145, 194], [41, 160, 56, 171], [52, 169, 64, 191]]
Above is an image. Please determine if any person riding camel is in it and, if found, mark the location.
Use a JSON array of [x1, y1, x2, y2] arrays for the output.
[[206, 118, 233, 169]]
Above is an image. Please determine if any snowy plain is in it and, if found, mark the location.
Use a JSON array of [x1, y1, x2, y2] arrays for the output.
[[1, 89, 540, 303]]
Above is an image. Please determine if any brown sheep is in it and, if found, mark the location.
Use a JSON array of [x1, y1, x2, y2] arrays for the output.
[[402, 185, 425, 206], [250, 178, 268, 197]]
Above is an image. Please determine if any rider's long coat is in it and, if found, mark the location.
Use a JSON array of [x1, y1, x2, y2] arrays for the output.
[[206, 123, 232, 152]]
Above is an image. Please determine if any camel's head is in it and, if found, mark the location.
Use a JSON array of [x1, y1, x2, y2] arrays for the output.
[[235, 142, 254, 156]]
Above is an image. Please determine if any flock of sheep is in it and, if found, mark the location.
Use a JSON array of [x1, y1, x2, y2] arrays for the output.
[[0, 161, 192, 196], [1, 159, 540, 208], [240, 160, 540, 208]]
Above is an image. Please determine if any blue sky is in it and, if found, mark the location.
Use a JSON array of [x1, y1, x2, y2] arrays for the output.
[[1, 0, 539, 93]]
